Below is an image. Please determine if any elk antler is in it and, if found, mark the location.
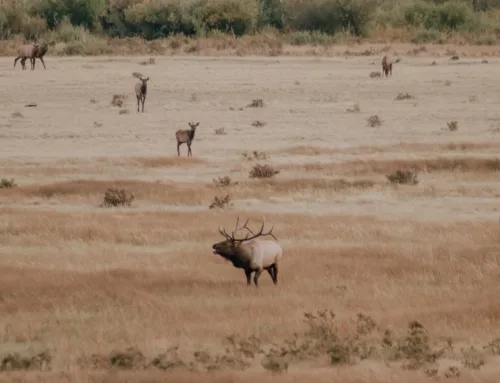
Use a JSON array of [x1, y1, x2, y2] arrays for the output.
[[218, 216, 277, 242]]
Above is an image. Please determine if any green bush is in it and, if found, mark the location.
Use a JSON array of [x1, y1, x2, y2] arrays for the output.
[[123, 0, 195, 40], [284, 0, 377, 37], [404, 0, 476, 31], [29, 0, 105, 30], [257, 0, 286, 30], [191, 0, 257, 36]]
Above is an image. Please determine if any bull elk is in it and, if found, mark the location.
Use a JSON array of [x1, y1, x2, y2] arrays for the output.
[[175, 122, 199, 157], [212, 216, 283, 287], [381, 55, 401, 78], [14, 38, 53, 71]]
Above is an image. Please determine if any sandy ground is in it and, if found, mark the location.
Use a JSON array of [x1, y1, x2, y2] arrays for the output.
[[1, 54, 500, 381]]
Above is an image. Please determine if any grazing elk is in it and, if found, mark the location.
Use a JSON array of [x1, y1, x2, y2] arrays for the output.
[[381, 55, 401, 77], [134, 76, 149, 112], [212, 216, 283, 287], [14, 39, 52, 70], [175, 122, 199, 157]]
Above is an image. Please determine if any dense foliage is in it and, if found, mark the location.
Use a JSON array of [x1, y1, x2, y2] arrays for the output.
[[1, 0, 500, 42]]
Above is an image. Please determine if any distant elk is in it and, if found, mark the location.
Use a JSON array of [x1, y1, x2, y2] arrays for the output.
[[14, 38, 53, 70], [381, 55, 401, 77], [175, 122, 199, 157], [212, 216, 283, 287], [134, 76, 149, 112]]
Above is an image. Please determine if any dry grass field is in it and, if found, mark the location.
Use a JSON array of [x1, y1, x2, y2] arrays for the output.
[[1, 47, 500, 382]]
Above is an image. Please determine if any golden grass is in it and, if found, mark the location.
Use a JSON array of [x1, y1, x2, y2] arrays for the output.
[[130, 156, 209, 168], [277, 142, 500, 156], [2, 56, 500, 380], [0, 177, 377, 206], [283, 156, 500, 175]]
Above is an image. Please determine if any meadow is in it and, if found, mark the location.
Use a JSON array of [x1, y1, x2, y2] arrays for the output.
[[1, 46, 500, 382]]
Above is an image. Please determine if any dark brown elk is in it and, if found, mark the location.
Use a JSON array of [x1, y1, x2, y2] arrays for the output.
[[381, 55, 401, 77], [175, 122, 199, 157], [134, 76, 149, 112], [212, 217, 283, 287], [14, 39, 52, 70]]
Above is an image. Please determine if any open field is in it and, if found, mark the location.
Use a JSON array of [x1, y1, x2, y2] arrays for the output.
[[1, 53, 500, 382]]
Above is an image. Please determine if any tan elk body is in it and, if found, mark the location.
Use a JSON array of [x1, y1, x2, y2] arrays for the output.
[[381, 55, 401, 77], [212, 217, 283, 287], [175, 122, 199, 157], [134, 76, 149, 112], [14, 39, 52, 70]]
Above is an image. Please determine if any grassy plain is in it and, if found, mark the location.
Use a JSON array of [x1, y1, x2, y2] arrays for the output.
[[1, 47, 500, 381]]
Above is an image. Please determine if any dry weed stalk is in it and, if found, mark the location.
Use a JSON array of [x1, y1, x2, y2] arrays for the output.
[[214, 127, 227, 135], [247, 99, 264, 108], [395, 92, 415, 100], [209, 194, 232, 210], [242, 151, 269, 161], [212, 176, 238, 187], [346, 103, 360, 113], [111, 94, 127, 108], [447, 120, 458, 131]]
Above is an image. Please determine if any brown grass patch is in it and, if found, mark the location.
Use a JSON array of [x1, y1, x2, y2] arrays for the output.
[[0, 177, 377, 205], [130, 156, 208, 168], [284, 157, 500, 175], [279, 145, 336, 156]]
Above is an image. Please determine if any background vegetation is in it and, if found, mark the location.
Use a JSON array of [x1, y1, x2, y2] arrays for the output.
[[1, 0, 500, 55]]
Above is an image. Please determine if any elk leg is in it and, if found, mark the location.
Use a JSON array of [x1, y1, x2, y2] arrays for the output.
[[273, 263, 279, 285], [136, 96, 140, 112], [177, 142, 181, 156], [244, 269, 252, 286], [141, 96, 145, 112], [187, 142, 191, 157], [14, 56, 20, 68], [253, 269, 262, 287], [31, 57, 35, 70], [266, 267, 274, 282], [39, 56, 46, 69]]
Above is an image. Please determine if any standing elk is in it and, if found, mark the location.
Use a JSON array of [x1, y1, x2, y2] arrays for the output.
[[381, 55, 401, 77], [14, 39, 52, 70], [212, 216, 283, 287], [134, 76, 149, 112], [175, 122, 199, 157]]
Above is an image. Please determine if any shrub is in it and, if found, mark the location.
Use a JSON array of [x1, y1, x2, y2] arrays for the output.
[[191, 0, 257, 36], [124, 0, 195, 40], [28, 0, 106, 30], [284, 0, 377, 37], [386, 169, 419, 185], [249, 164, 280, 178], [403, 1, 476, 31], [102, 188, 134, 207], [0, 178, 17, 188], [257, 0, 286, 30], [209, 194, 233, 209]]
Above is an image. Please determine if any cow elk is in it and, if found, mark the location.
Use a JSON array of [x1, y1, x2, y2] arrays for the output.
[[14, 38, 52, 70], [175, 122, 199, 157], [381, 55, 401, 78], [135, 76, 149, 112], [212, 216, 283, 287]]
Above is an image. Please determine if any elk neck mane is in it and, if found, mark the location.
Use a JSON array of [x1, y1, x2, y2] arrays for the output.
[[187, 128, 196, 140]]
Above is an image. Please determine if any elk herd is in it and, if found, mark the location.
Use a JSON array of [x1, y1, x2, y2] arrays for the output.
[[11, 39, 401, 287]]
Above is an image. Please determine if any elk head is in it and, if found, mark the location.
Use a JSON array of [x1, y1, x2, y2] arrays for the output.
[[212, 216, 277, 260], [188, 121, 199, 130]]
